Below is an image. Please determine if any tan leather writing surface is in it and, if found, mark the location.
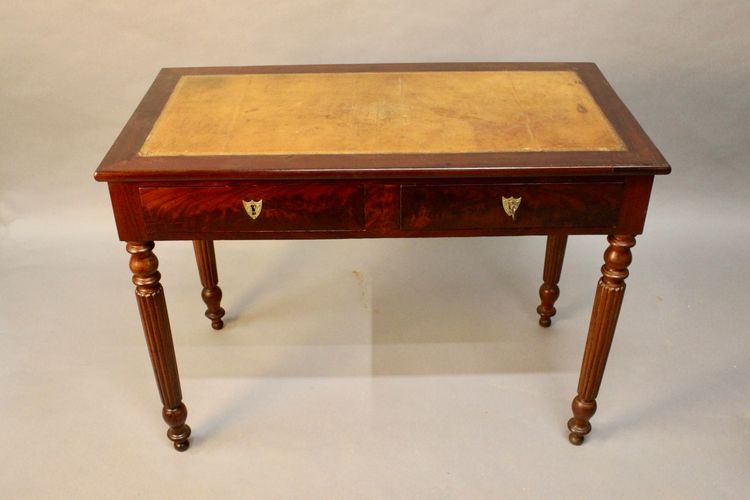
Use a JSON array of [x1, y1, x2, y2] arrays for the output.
[[139, 71, 626, 156]]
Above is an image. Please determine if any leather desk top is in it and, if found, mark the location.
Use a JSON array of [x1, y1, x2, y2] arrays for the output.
[[94, 63, 669, 182]]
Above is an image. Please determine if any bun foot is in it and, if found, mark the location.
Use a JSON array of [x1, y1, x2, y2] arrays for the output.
[[209, 310, 225, 330], [568, 416, 591, 446], [568, 432, 584, 446], [538, 315, 552, 328], [173, 438, 191, 452], [167, 424, 191, 452], [164, 404, 191, 452], [567, 398, 595, 446], [567, 416, 591, 445]]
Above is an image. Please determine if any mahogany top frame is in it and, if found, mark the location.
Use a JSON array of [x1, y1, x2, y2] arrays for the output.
[[94, 63, 671, 183]]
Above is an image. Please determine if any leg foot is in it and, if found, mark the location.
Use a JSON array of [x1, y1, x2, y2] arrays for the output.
[[537, 235, 567, 327], [568, 432, 584, 446], [567, 397, 596, 445], [567, 235, 635, 445], [128, 241, 192, 451], [164, 403, 191, 451], [193, 240, 225, 330], [173, 440, 190, 452]]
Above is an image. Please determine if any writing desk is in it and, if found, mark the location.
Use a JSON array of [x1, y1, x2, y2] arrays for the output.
[[95, 63, 670, 451]]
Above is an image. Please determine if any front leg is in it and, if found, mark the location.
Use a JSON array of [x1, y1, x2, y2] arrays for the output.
[[568, 235, 635, 445], [127, 241, 191, 451]]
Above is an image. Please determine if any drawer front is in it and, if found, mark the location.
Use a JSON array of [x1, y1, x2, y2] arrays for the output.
[[140, 183, 365, 234], [400, 182, 623, 231]]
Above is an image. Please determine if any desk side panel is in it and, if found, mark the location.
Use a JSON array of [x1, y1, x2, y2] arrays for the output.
[[616, 176, 654, 235], [109, 183, 147, 241]]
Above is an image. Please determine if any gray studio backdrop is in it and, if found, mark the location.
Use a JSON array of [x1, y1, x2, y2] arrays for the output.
[[1, 1, 748, 498]]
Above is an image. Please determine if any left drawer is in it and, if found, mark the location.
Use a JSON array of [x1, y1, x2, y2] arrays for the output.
[[139, 183, 366, 234]]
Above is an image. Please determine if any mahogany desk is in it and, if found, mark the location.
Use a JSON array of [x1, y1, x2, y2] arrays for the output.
[[95, 63, 670, 451]]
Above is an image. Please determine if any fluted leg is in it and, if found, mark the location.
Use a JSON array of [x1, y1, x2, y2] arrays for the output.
[[193, 240, 225, 330], [568, 235, 635, 445], [127, 241, 191, 451], [537, 235, 568, 327]]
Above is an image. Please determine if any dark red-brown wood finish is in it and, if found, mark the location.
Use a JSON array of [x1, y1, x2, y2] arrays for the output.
[[193, 240, 225, 330], [127, 242, 190, 451], [95, 63, 670, 450], [95, 63, 668, 182], [568, 235, 636, 444], [537, 235, 568, 327], [106, 176, 654, 242]]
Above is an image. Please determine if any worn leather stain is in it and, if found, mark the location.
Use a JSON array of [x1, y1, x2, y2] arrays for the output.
[[140, 70, 626, 156]]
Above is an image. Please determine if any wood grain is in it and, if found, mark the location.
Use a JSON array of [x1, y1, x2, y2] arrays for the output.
[[127, 241, 191, 451], [568, 234, 635, 445], [140, 182, 366, 235], [131, 179, 636, 240], [193, 240, 225, 330], [95, 63, 670, 449], [400, 182, 623, 231], [93, 63, 670, 182], [537, 235, 568, 327]]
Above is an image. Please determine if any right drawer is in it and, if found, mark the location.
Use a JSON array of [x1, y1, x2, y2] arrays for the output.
[[400, 182, 624, 231]]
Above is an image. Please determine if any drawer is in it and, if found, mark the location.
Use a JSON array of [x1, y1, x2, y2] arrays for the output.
[[140, 183, 366, 234], [400, 182, 623, 231]]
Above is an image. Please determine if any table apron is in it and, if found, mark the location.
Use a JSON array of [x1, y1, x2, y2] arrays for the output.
[[107, 176, 654, 241]]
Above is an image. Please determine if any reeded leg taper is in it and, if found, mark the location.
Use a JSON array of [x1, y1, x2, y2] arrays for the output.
[[568, 235, 635, 445], [193, 240, 225, 330], [537, 235, 568, 327], [127, 241, 191, 451]]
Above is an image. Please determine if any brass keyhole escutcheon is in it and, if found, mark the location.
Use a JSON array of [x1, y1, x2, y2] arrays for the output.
[[242, 199, 263, 220], [502, 196, 522, 221]]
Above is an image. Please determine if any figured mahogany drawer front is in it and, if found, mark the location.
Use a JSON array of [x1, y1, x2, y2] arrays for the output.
[[140, 183, 366, 234], [400, 182, 624, 231]]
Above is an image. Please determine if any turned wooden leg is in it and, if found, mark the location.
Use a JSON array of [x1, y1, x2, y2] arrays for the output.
[[127, 241, 191, 451], [537, 235, 568, 327], [568, 235, 635, 445], [193, 240, 225, 330]]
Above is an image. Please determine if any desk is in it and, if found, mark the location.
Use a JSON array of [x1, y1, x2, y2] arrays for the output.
[[95, 63, 670, 451]]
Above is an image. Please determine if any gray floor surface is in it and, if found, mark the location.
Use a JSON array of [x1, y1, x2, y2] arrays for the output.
[[2, 1, 748, 498]]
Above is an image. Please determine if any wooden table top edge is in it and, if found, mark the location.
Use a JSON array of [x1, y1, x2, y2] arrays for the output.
[[94, 62, 670, 183]]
